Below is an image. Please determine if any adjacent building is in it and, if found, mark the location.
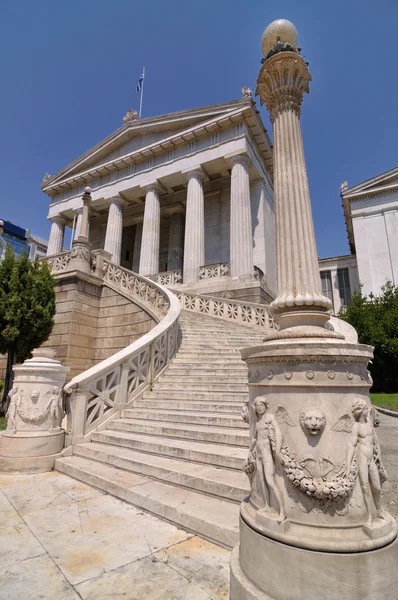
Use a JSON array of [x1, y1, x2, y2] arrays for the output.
[[341, 166, 398, 297], [0, 219, 47, 260]]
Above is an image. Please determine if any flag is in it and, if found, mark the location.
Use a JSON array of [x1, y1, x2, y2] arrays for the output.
[[136, 72, 144, 92]]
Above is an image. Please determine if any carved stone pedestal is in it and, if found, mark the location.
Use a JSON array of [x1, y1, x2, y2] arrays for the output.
[[0, 349, 69, 473], [230, 336, 398, 600]]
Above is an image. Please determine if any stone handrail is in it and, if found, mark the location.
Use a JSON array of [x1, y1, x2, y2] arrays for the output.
[[199, 262, 229, 280], [155, 270, 182, 286], [62, 259, 180, 446], [46, 250, 71, 273], [174, 290, 277, 331]]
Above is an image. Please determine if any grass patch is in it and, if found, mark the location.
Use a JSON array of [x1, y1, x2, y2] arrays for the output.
[[371, 393, 398, 412], [0, 417, 6, 431]]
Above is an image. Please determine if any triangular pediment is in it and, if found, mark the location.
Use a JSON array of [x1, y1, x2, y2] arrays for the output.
[[343, 166, 398, 198], [43, 100, 251, 189]]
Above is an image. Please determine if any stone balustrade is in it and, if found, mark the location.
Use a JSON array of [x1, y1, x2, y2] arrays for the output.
[[156, 270, 183, 286], [198, 262, 229, 280], [46, 251, 71, 273], [175, 290, 277, 331], [46, 247, 181, 446]]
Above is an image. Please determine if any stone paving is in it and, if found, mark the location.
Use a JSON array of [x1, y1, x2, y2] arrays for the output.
[[0, 470, 230, 599], [0, 413, 396, 599]]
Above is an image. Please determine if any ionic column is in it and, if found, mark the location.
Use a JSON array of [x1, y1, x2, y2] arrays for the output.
[[183, 169, 205, 284], [132, 221, 143, 272], [139, 184, 161, 275], [167, 210, 184, 271], [229, 155, 253, 277], [104, 197, 126, 265], [256, 39, 332, 329], [46, 217, 66, 256]]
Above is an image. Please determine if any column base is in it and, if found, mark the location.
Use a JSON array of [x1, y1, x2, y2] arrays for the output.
[[230, 516, 398, 600]]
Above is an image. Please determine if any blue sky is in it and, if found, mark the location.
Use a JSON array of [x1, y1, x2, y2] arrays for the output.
[[1, 0, 397, 258]]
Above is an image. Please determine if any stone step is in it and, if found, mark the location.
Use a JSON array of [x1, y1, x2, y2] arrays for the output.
[[92, 430, 247, 470], [73, 442, 249, 503], [55, 455, 240, 548], [134, 399, 243, 413], [121, 408, 247, 428], [171, 357, 245, 365], [154, 382, 248, 392], [166, 368, 248, 377], [109, 418, 249, 447], [159, 374, 248, 384], [143, 390, 247, 401]]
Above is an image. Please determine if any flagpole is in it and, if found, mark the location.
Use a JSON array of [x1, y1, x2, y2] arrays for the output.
[[139, 65, 145, 118]]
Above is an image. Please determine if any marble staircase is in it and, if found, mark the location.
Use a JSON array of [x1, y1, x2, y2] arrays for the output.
[[56, 311, 265, 548]]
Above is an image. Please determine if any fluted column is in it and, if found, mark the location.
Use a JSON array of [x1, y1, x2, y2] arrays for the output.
[[256, 50, 331, 328], [167, 210, 184, 271], [229, 155, 253, 277], [183, 169, 205, 284], [46, 217, 66, 256], [132, 221, 143, 272], [104, 197, 125, 265], [139, 184, 161, 275]]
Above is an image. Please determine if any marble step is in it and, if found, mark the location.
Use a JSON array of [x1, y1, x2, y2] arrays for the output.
[[108, 418, 249, 447], [154, 382, 248, 392], [121, 408, 247, 428], [159, 374, 248, 384], [92, 430, 247, 469], [171, 357, 246, 365], [166, 367, 248, 377], [73, 442, 249, 502], [143, 390, 248, 401], [55, 455, 240, 548], [134, 399, 243, 413]]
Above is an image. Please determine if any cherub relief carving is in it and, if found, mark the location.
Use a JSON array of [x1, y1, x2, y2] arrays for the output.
[[6, 386, 20, 432], [247, 397, 286, 522], [49, 386, 64, 429], [333, 398, 388, 526]]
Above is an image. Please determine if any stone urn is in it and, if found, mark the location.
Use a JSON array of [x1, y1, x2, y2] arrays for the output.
[[0, 348, 69, 473]]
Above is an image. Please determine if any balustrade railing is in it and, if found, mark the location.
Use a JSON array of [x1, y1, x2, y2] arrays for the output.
[[46, 251, 71, 273], [175, 291, 277, 331], [155, 270, 183, 286], [199, 262, 229, 280], [58, 259, 180, 446]]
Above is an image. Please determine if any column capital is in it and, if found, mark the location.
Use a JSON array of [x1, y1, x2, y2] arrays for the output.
[[103, 195, 128, 208], [182, 166, 208, 182], [256, 52, 311, 122], [226, 153, 251, 169], [49, 215, 66, 226], [144, 181, 164, 194]]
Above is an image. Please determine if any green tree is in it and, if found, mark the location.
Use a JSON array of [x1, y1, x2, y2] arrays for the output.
[[340, 281, 398, 392], [0, 247, 56, 413]]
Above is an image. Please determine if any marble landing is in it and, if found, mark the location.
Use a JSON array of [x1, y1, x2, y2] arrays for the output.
[[0, 471, 230, 599]]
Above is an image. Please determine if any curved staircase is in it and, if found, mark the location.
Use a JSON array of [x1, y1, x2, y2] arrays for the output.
[[56, 310, 264, 548]]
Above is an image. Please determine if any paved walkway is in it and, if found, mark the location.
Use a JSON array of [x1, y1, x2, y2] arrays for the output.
[[0, 470, 230, 599], [0, 413, 396, 600]]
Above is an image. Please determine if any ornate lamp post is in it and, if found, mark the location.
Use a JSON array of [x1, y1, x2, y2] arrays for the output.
[[230, 19, 398, 600]]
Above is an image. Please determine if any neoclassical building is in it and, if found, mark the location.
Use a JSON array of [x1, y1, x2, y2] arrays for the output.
[[44, 99, 277, 303]]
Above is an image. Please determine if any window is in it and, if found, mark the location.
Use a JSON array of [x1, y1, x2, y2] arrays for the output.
[[337, 268, 351, 307], [320, 271, 334, 309]]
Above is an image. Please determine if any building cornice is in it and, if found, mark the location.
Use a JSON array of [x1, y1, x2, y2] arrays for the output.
[[42, 101, 273, 198]]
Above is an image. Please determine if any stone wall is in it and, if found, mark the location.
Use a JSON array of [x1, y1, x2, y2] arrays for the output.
[[95, 286, 156, 363], [44, 275, 156, 380]]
